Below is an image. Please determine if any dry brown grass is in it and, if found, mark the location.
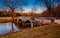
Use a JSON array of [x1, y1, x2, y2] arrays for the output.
[[0, 24, 60, 38]]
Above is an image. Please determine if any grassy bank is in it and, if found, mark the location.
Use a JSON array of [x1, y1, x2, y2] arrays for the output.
[[0, 24, 60, 38], [0, 17, 17, 23], [0, 17, 12, 23]]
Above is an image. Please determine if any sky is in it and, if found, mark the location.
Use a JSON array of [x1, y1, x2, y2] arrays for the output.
[[0, 0, 60, 13]]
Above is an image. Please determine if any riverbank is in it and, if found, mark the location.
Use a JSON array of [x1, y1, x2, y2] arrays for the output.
[[0, 24, 60, 38], [0, 17, 12, 23]]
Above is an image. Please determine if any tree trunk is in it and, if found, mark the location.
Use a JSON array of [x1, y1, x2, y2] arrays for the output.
[[11, 9, 14, 31]]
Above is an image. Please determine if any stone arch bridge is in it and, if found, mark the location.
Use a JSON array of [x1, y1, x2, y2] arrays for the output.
[[15, 16, 55, 28]]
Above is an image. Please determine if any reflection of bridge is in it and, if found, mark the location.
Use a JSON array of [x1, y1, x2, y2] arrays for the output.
[[15, 16, 55, 28]]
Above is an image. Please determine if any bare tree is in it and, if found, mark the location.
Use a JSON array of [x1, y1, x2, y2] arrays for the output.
[[43, 0, 51, 16], [43, 0, 60, 17], [2, 0, 28, 31], [19, 6, 24, 13], [36, 0, 56, 16]]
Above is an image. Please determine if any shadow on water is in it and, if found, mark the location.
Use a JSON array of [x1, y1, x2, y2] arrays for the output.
[[0, 22, 19, 35]]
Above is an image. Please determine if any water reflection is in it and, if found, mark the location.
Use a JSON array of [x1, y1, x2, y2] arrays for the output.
[[0, 22, 19, 34]]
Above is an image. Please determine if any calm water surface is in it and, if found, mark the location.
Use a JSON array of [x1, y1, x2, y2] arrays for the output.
[[0, 22, 19, 34]]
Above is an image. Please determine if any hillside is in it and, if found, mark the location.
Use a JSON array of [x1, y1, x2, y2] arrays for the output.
[[0, 24, 60, 38]]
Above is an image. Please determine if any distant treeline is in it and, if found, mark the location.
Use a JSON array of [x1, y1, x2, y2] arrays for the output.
[[0, 10, 41, 17], [40, 4, 60, 19], [0, 11, 21, 17]]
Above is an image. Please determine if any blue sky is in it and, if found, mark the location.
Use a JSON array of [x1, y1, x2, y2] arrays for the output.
[[0, 0, 60, 13]]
